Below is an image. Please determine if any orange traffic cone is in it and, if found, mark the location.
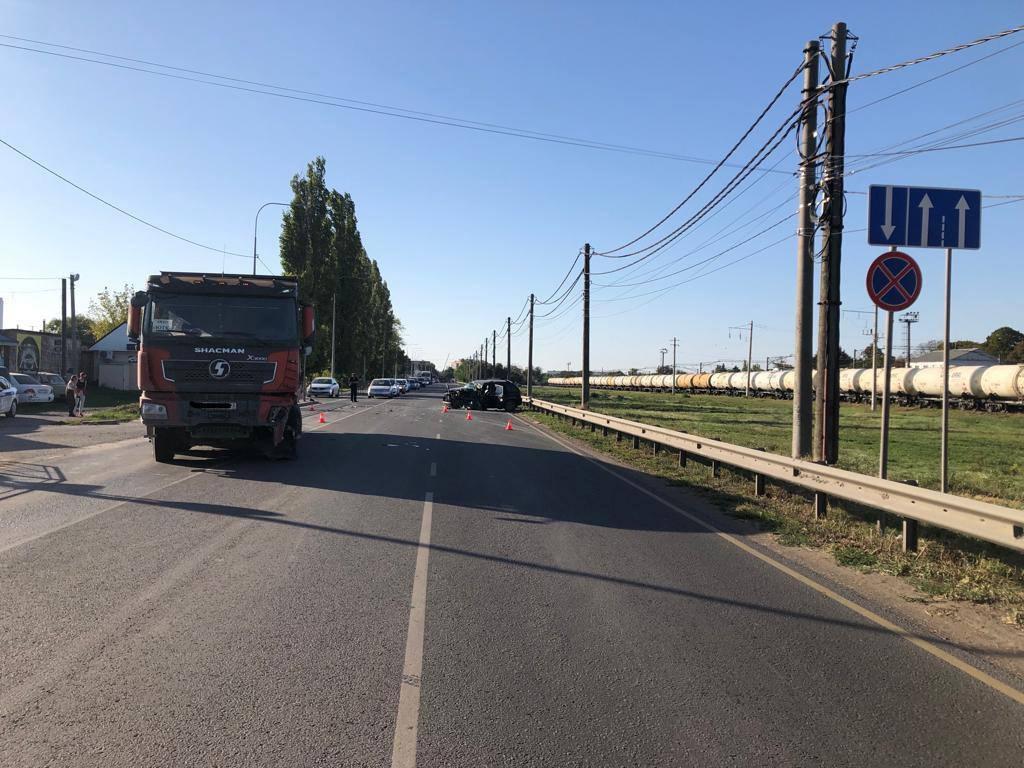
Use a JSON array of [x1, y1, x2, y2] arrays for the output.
[[465, 410, 473, 421], [504, 419, 514, 431], [442, 403, 449, 413], [318, 412, 326, 424]]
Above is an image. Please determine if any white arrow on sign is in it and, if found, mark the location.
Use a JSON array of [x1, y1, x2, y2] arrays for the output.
[[955, 195, 969, 249], [881, 186, 896, 239], [918, 193, 932, 247]]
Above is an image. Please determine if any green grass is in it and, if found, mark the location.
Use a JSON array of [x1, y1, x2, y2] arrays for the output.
[[525, 408, 1024, 622], [21, 387, 140, 423], [532, 386, 1024, 509]]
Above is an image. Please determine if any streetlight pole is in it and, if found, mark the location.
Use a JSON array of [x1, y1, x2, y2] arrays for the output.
[[253, 202, 289, 275]]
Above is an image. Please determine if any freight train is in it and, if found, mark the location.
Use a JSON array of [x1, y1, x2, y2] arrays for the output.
[[546, 365, 1024, 412]]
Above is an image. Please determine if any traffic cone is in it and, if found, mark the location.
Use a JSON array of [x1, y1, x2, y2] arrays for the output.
[[504, 419, 514, 431], [442, 403, 449, 413], [465, 410, 473, 421], [318, 412, 326, 424]]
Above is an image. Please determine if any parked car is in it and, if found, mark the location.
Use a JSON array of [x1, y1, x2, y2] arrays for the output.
[[35, 371, 69, 390], [0, 376, 17, 417], [367, 378, 400, 398], [443, 379, 522, 412], [10, 372, 54, 404], [307, 377, 340, 399], [395, 378, 409, 394]]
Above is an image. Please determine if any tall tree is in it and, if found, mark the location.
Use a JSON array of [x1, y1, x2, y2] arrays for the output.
[[981, 326, 1024, 361]]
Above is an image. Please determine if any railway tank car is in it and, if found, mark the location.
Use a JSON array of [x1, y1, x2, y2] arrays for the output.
[[544, 365, 1024, 411]]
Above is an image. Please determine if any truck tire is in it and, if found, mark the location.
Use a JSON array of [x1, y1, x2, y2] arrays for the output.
[[277, 405, 301, 459], [153, 427, 175, 463]]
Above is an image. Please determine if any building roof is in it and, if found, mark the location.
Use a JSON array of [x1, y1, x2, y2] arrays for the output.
[[88, 321, 132, 352], [0, 333, 17, 347], [911, 347, 997, 364]]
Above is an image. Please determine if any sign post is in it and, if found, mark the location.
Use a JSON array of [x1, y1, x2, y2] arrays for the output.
[[866, 248, 922, 552], [868, 184, 981, 501]]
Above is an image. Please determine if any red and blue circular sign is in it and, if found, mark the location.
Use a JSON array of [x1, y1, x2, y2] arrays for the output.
[[866, 251, 922, 312]]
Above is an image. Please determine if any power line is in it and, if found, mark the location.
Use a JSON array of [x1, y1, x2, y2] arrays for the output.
[[594, 61, 806, 256], [0, 135, 250, 257], [536, 251, 582, 304], [0, 38, 782, 169]]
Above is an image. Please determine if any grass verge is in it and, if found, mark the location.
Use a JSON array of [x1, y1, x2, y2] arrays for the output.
[[525, 409, 1024, 627], [21, 387, 140, 423]]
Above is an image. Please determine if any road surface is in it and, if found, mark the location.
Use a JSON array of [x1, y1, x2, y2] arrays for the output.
[[0, 387, 1021, 767]]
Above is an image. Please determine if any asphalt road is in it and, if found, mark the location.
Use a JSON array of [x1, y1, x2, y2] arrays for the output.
[[0, 387, 1021, 767]]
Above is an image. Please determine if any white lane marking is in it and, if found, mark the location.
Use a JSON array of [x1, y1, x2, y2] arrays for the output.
[[516, 415, 1024, 707], [429, 462, 437, 477], [391, 491, 434, 768]]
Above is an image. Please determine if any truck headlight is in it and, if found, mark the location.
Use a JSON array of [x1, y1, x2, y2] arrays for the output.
[[141, 402, 167, 419]]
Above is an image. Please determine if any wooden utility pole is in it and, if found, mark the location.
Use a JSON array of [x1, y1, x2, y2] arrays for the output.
[[814, 21, 849, 465], [492, 329, 496, 375], [745, 320, 754, 396], [581, 243, 591, 410], [60, 278, 67, 375], [792, 39, 819, 459], [506, 316, 511, 378]]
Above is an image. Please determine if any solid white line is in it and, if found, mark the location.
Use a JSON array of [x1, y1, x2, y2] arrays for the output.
[[391, 491, 434, 767], [429, 462, 437, 478], [516, 414, 1024, 707]]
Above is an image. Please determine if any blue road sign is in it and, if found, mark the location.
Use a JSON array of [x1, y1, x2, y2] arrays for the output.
[[866, 251, 922, 312], [867, 185, 981, 250]]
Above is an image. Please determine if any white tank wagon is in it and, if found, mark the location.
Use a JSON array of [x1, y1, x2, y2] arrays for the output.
[[543, 365, 1024, 411]]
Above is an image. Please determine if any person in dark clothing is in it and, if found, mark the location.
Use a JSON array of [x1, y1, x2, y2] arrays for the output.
[[73, 372, 87, 416], [65, 371, 77, 416], [348, 374, 359, 402]]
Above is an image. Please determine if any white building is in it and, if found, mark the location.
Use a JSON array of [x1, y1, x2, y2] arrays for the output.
[[909, 347, 997, 369], [87, 322, 138, 390]]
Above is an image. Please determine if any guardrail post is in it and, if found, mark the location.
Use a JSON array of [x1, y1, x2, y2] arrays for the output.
[[589, 423, 596, 433], [754, 473, 765, 497], [632, 435, 640, 450], [602, 426, 608, 437], [678, 450, 687, 468], [615, 430, 623, 443], [711, 460, 721, 478], [653, 442, 660, 456], [903, 519, 918, 553], [814, 493, 827, 519]]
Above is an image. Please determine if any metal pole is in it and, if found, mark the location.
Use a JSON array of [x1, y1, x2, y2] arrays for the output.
[[871, 305, 878, 411], [492, 329, 496, 375], [527, 294, 535, 399], [330, 292, 336, 380], [745, 320, 754, 396], [941, 247, 952, 493], [60, 278, 67, 375], [793, 39, 820, 459], [581, 243, 591, 410], [506, 316, 511, 378], [879, 311, 894, 478]]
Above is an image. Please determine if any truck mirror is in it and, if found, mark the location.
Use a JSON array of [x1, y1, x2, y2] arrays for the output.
[[128, 305, 142, 340], [301, 305, 315, 343], [304, 345, 313, 357]]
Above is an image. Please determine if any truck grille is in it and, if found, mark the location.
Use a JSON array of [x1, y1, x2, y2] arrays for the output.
[[162, 359, 277, 387]]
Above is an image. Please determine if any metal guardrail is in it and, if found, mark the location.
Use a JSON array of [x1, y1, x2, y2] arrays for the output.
[[525, 397, 1024, 552]]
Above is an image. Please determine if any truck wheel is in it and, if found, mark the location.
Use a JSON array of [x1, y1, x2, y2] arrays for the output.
[[277, 405, 301, 459], [153, 428, 175, 463]]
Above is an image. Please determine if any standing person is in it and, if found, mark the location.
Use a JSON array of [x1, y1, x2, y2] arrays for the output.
[[348, 374, 359, 403], [74, 372, 87, 417], [65, 371, 76, 417]]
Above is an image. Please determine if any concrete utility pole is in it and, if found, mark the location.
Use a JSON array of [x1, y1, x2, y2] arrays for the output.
[[330, 292, 337, 380], [492, 329, 496, 375], [671, 337, 678, 394], [506, 316, 511, 378], [792, 39, 820, 459], [69, 273, 79, 373], [527, 294, 535, 399], [581, 243, 591, 410], [745, 320, 754, 396], [60, 277, 67, 375], [813, 21, 849, 465], [659, 348, 668, 371], [899, 311, 919, 364], [485, 336, 490, 378]]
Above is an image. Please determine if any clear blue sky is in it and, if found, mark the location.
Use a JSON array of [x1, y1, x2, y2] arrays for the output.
[[1, 1, 1021, 372]]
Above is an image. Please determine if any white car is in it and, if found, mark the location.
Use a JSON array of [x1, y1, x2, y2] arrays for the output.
[[0, 376, 17, 417], [367, 378, 400, 398], [395, 378, 409, 394], [10, 373, 54, 404], [307, 377, 340, 399]]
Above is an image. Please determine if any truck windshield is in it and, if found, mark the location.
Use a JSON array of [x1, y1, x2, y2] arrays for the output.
[[146, 294, 298, 343]]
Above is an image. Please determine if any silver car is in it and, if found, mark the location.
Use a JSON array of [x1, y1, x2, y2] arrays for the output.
[[367, 378, 400, 398], [307, 377, 340, 399], [10, 373, 54, 404], [395, 378, 409, 394]]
